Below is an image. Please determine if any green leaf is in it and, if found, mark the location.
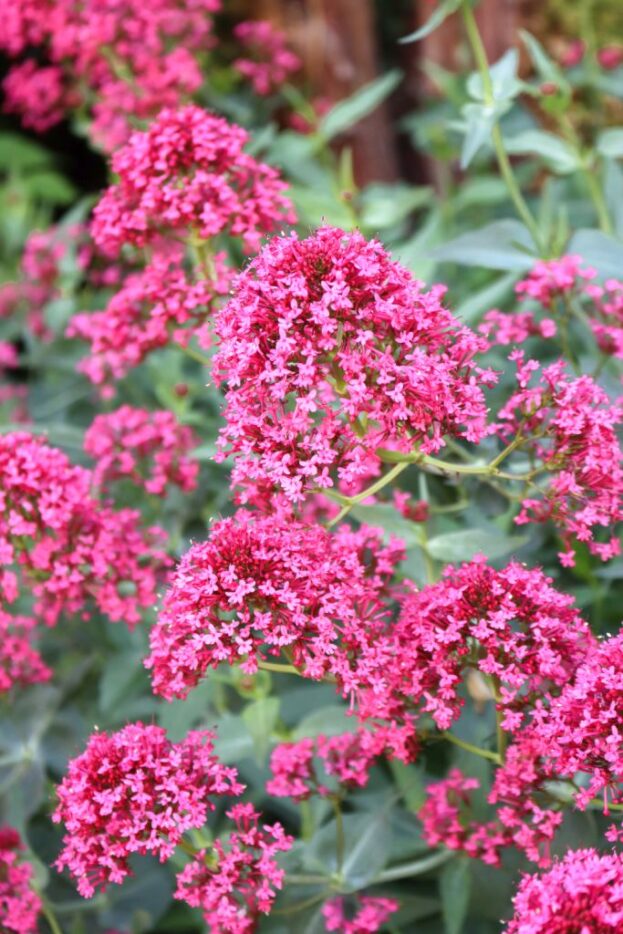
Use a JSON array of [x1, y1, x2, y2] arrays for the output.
[[455, 271, 519, 324], [426, 528, 527, 562], [430, 219, 535, 270], [567, 228, 623, 279], [99, 648, 145, 715], [0, 133, 53, 171], [520, 30, 567, 87], [350, 502, 422, 547], [158, 680, 215, 741], [504, 130, 581, 174], [359, 182, 431, 231], [23, 171, 77, 205], [399, 0, 461, 44], [319, 70, 402, 141], [397, 208, 444, 281], [212, 714, 255, 764], [242, 697, 280, 762], [289, 185, 355, 228], [293, 705, 357, 740], [460, 102, 497, 168], [604, 160, 623, 237], [306, 811, 391, 888], [597, 128, 623, 159], [466, 49, 521, 103], [440, 857, 472, 934]]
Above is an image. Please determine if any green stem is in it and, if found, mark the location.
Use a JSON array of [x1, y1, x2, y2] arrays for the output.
[[440, 731, 501, 764], [331, 797, 345, 873], [584, 164, 613, 234], [492, 678, 507, 762], [461, 1, 543, 252], [41, 898, 64, 934], [376, 850, 453, 882], [257, 660, 301, 675], [179, 343, 212, 367], [324, 462, 409, 527], [286, 873, 330, 886]]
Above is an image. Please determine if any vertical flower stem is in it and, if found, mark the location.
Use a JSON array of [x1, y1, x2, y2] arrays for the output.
[[460, 1, 544, 254], [41, 898, 64, 934], [331, 796, 345, 873]]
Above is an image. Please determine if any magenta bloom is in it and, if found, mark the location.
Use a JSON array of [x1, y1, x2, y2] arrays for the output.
[[366, 558, 593, 733], [146, 510, 403, 699], [85, 405, 199, 495], [0, 827, 41, 933], [322, 895, 399, 934], [0, 432, 168, 627], [505, 849, 623, 933], [91, 105, 294, 256], [215, 226, 495, 501], [54, 724, 243, 898], [497, 353, 623, 565], [0, 610, 51, 694], [233, 20, 301, 96], [174, 802, 292, 933]]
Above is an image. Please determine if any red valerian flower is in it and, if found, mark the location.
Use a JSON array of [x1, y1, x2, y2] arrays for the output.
[[0, 609, 51, 694], [84, 405, 199, 495], [496, 353, 623, 565], [174, 802, 293, 933], [54, 724, 243, 898], [146, 510, 403, 699], [214, 226, 496, 502], [233, 20, 301, 96], [0, 826, 41, 933], [359, 557, 593, 734], [505, 849, 623, 933], [266, 727, 389, 801], [0, 432, 168, 627], [322, 895, 399, 934], [91, 105, 294, 256]]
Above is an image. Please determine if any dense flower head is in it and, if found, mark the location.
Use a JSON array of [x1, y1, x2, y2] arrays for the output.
[[505, 849, 623, 933], [363, 557, 593, 734], [174, 802, 293, 933], [0, 609, 51, 694], [322, 895, 399, 934], [54, 723, 243, 898], [146, 510, 403, 699], [233, 20, 301, 96], [515, 256, 596, 308], [214, 226, 496, 502], [85, 405, 199, 495], [497, 353, 623, 565], [91, 105, 294, 255], [0, 826, 41, 933], [68, 250, 230, 388], [266, 727, 388, 801], [0, 431, 168, 626], [527, 632, 623, 813], [0, 0, 221, 148]]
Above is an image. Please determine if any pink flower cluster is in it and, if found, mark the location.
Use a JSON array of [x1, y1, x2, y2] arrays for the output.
[[174, 802, 293, 933], [0, 827, 41, 933], [0, 828, 41, 933], [68, 247, 228, 388], [376, 557, 593, 733], [515, 255, 595, 307], [0, 431, 168, 628], [267, 728, 388, 801], [54, 724, 243, 898], [84, 405, 199, 495], [0, 609, 50, 694], [497, 353, 623, 564], [214, 226, 495, 502], [1, 0, 221, 148], [91, 105, 294, 257], [479, 309, 556, 348], [322, 896, 399, 934], [233, 20, 301, 96], [505, 849, 623, 933], [146, 510, 403, 699]]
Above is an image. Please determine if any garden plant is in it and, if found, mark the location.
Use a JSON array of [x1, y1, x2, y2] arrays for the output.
[[1, 0, 623, 931]]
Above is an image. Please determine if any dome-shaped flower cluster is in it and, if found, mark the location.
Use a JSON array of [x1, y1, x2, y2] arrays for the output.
[[146, 510, 403, 699], [0, 827, 41, 933], [54, 724, 243, 898], [214, 226, 496, 501]]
